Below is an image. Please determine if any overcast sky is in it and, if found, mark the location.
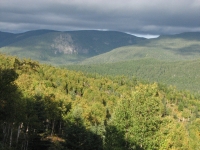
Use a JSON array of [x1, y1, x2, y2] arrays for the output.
[[1, 0, 200, 37]]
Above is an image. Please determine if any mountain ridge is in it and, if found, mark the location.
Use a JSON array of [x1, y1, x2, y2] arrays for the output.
[[80, 31, 200, 64], [1, 30, 200, 65], [0, 29, 146, 64], [159, 31, 200, 40]]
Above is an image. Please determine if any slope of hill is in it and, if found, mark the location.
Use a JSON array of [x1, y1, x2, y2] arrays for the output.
[[0, 30, 145, 65], [1, 53, 200, 149], [0, 30, 56, 47], [0, 31, 14, 45], [67, 58, 200, 92], [160, 32, 200, 40], [80, 32, 200, 64]]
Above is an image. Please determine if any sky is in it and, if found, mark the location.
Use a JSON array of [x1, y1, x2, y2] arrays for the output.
[[1, 0, 200, 38]]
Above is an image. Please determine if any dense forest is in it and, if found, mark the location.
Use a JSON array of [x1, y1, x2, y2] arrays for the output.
[[66, 58, 200, 93], [1, 53, 200, 150]]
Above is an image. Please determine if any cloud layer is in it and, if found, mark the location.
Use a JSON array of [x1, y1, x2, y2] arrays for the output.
[[1, 0, 200, 35]]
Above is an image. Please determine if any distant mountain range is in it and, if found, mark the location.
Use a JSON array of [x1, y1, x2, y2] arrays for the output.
[[0, 30, 200, 65], [80, 32, 200, 64], [0, 30, 145, 65]]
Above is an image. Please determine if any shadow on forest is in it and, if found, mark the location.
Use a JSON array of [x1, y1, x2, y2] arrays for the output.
[[62, 118, 103, 150], [175, 44, 200, 55], [105, 125, 143, 150], [0, 68, 142, 150], [28, 119, 143, 150]]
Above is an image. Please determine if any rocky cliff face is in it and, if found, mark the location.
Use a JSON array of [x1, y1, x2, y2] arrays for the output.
[[51, 33, 89, 55], [51, 34, 77, 54]]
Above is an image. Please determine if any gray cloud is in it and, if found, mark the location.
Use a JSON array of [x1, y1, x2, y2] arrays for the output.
[[1, 0, 200, 35]]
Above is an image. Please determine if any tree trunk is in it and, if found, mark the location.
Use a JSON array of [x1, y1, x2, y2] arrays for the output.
[[25, 140, 29, 150], [24, 125, 29, 150], [2, 122, 7, 146], [9, 123, 13, 148], [46, 119, 49, 132], [59, 120, 62, 135], [16, 123, 21, 144], [51, 119, 55, 136]]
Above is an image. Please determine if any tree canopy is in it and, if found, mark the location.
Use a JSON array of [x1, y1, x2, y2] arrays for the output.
[[0, 53, 200, 150]]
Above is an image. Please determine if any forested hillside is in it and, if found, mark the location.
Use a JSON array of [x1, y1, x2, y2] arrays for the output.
[[66, 58, 200, 93], [80, 32, 200, 64], [1, 53, 200, 150]]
